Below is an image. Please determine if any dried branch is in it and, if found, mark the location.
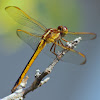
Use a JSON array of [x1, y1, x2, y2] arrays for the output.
[[1, 37, 82, 100]]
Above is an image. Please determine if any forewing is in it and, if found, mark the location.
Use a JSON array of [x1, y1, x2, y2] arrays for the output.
[[63, 32, 96, 41], [5, 6, 47, 34], [17, 29, 41, 50]]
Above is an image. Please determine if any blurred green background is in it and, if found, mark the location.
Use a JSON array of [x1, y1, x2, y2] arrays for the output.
[[0, 0, 82, 54], [0, 0, 99, 100]]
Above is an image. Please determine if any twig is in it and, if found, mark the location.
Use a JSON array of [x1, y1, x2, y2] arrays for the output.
[[1, 37, 82, 100]]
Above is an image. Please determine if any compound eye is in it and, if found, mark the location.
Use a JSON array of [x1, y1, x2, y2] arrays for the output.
[[57, 26, 62, 30], [63, 26, 67, 31], [63, 27, 66, 31]]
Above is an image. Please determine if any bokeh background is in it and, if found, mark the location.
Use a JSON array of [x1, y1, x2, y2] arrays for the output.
[[0, 0, 100, 100]]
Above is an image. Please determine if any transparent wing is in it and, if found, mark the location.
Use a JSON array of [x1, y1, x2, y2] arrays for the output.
[[5, 6, 47, 34], [61, 50, 86, 65], [17, 30, 86, 65], [17, 29, 42, 51], [63, 32, 96, 41], [43, 40, 86, 65]]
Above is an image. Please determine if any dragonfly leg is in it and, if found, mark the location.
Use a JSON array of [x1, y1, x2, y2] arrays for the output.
[[50, 39, 65, 56], [50, 43, 58, 56], [61, 38, 73, 48], [50, 43, 55, 51], [61, 38, 69, 42], [50, 39, 70, 57], [59, 39, 65, 47]]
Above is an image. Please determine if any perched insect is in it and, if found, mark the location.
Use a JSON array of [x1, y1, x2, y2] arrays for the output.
[[5, 6, 96, 93]]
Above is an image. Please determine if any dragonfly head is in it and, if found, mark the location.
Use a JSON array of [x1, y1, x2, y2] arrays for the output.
[[57, 26, 68, 37]]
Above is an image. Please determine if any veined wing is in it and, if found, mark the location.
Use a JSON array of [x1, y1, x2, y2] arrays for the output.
[[17, 29, 42, 51], [63, 32, 96, 41], [12, 30, 46, 93], [55, 41, 86, 65], [16, 29, 59, 62], [61, 49, 86, 65], [5, 6, 47, 34], [43, 40, 86, 65], [17, 30, 86, 65]]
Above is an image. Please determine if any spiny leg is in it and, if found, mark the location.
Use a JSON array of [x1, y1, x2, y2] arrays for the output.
[[59, 39, 65, 47], [50, 43, 57, 56], [50, 39, 64, 56], [61, 38, 69, 42], [50, 39, 69, 57], [50, 43, 55, 51]]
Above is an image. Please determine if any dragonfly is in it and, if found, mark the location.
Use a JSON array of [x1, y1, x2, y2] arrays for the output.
[[5, 6, 96, 93]]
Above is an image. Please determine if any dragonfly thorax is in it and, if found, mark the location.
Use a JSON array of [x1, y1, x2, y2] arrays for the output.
[[42, 28, 61, 43]]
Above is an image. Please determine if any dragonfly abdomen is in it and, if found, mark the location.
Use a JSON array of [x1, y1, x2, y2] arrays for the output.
[[11, 40, 46, 93]]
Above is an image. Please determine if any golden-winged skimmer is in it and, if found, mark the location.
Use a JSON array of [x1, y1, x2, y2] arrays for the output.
[[5, 6, 96, 93]]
